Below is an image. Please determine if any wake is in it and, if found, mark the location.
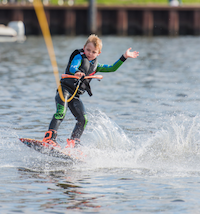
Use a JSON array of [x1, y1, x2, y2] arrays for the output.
[[135, 114, 200, 171], [2, 111, 200, 176], [81, 111, 200, 175]]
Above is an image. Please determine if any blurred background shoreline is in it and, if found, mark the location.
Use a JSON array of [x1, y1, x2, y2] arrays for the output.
[[1, 0, 200, 6], [1, 0, 200, 38]]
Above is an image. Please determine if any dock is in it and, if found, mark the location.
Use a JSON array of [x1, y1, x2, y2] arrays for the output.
[[1, 4, 200, 36]]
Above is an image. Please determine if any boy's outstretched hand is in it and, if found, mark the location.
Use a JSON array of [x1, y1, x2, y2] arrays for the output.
[[124, 48, 139, 59]]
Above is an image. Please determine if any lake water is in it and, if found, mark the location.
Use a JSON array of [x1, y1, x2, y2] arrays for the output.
[[1, 36, 200, 213]]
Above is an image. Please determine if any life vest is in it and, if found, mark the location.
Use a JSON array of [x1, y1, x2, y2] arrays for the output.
[[61, 49, 98, 96]]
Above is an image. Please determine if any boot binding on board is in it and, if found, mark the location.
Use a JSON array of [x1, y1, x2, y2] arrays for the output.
[[42, 130, 61, 149], [65, 138, 80, 149]]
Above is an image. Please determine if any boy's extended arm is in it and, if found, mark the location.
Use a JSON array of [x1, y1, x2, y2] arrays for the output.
[[96, 48, 139, 73], [96, 55, 126, 73]]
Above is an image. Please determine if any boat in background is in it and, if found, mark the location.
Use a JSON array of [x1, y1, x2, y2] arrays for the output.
[[0, 21, 26, 43]]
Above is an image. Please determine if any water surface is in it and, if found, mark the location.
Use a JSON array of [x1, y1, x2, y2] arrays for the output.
[[1, 36, 200, 213]]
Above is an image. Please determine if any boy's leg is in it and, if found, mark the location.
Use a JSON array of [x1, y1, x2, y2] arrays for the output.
[[67, 97, 88, 143], [43, 89, 69, 146]]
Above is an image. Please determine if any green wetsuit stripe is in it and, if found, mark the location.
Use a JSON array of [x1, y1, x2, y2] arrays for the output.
[[96, 56, 126, 73]]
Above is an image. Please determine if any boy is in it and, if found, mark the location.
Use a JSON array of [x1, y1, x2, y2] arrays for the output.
[[43, 34, 139, 149]]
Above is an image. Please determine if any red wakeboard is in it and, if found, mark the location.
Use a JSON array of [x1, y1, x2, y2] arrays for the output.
[[19, 138, 84, 161]]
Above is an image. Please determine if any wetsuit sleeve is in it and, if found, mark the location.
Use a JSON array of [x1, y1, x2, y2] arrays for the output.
[[69, 54, 82, 74], [96, 55, 127, 72]]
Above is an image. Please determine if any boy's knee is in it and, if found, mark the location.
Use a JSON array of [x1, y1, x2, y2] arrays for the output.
[[54, 112, 66, 120], [54, 103, 66, 120], [78, 114, 88, 129], [84, 114, 88, 128]]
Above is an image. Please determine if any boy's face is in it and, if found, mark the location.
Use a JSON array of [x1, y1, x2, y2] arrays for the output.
[[83, 42, 101, 61]]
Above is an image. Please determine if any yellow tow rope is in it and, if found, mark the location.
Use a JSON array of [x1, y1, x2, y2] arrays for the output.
[[33, 0, 78, 102]]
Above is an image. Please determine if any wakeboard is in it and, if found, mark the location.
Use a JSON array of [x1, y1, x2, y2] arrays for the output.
[[19, 138, 84, 161]]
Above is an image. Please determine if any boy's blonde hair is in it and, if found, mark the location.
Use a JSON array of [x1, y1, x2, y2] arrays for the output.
[[85, 34, 102, 53]]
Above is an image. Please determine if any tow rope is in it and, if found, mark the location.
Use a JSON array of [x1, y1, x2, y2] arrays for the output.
[[33, 0, 66, 102]]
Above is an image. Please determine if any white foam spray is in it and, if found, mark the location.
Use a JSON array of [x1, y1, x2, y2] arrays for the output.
[[2, 112, 200, 176], [135, 114, 200, 174]]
